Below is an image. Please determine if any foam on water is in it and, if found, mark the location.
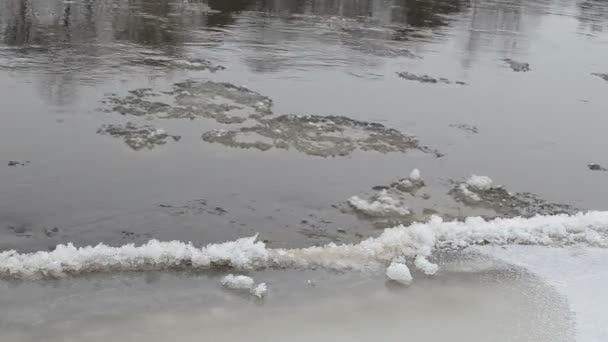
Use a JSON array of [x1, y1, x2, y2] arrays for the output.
[[1, 212, 608, 280]]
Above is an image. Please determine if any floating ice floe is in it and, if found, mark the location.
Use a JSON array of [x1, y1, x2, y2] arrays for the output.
[[503, 58, 530, 72], [450, 175, 575, 217], [348, 190, 410, 217], [202, 115, 441, 158], [2, 212, 608, 280], [97, 122, 181, 150], [251, 283, 268, 298], [397, 71, 466, 85], [221, 274, 267, 298]]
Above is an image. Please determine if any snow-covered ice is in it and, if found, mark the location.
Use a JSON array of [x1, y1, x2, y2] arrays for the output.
[[466, 175, 493, 191]]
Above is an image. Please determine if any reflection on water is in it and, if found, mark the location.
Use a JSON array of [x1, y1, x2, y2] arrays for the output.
[[1, 0, 607, 103]]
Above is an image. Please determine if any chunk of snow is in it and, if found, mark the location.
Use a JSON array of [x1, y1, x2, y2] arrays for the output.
[[466, 175, 493, 191], [399, 179, 414, 189], [221, 274, 255, 290], [459, 184, 481, 202], [415, 256, 438, 275], [386, 262, 413, 285], [251, 283, 267, 298], [409, 168, 422, 181]]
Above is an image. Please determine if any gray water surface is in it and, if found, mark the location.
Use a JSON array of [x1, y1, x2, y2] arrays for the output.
[[1, 0, 607, 340]]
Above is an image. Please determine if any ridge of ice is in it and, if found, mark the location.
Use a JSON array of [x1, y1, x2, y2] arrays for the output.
[[2, 212, 608, 280], [409, 169, 421, 182]]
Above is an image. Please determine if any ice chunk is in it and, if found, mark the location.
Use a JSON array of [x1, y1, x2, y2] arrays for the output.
[[348, 190, 410, 217], [386, 262, 413, 285], [221, 274, 255, 290], [409, 168, 421, 182], [459, 184, 481, 202], [466, 175, 493, 191], [414, 256, 438, 275], [251, 283, 267, 298]]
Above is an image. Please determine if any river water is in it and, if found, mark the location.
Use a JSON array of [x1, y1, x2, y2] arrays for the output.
[[1, 0, 607, 341]]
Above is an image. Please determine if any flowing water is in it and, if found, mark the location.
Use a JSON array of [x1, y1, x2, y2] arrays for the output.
[[1, 0, 608, 340]]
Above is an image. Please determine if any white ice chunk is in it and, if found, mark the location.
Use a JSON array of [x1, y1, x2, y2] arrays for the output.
[[386, 262, 413, 285], [414, 256, 438, 275], [409, 168, 422, 182], [348, 190, 410, 217], [251, 283, 267, 298], [221, 274, 255, 290], [466, 175, 493, 191]]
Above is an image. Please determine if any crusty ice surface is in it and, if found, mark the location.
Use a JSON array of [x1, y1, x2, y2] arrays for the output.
[[2, 211, 607, 280]]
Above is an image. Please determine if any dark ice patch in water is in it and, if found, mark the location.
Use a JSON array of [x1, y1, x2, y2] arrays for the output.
[[7, 160, 30, 167], [131, 57, 226, 72], [592, 73, 608, 82], [449, 183, 576, 217], [450, 124, 478, 134], [503, 59, 530, 72], [102, 80, 272, 124], [97, 122, 181, 150], [588, 163, 608, 171], [397, 72, 466, 85], [202, 114, 441, 158], [343, 174, 576, 229]]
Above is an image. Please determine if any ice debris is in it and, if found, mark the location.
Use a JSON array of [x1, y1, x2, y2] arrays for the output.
[[414, 256, 438, 275], [588, 163, 607, 172], [591, 73, 608, 82], [97, 122, 181, 150], [202, 114, 440, 158], [221, 274, 255, 290], [386, 262, 413, 285], [348, 190, 410, 217], [409, 169, 422, 182], [451, 176, 575, 217], [397, 72, 466, 85], [103, 80, 273, 124], [2, 212, 608, 280], [503, 58, 530, 72], [459, 184, 481, 202], [221, 274, 267, 298]]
